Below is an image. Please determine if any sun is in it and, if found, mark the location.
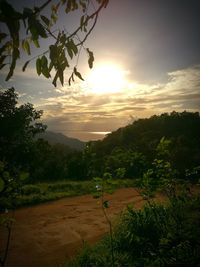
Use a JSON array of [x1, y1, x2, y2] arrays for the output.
[[86, 63, 126, 94]]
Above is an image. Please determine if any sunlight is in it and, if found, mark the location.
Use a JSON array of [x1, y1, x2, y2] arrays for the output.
[[87, 63, 126, 94]]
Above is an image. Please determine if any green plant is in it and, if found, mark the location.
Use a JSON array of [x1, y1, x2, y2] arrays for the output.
[[93, 172, 116, 267], [0, 161, 28, 267]]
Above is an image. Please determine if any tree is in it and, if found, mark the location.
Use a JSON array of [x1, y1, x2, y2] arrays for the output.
[[0, 87, 46, 170], [0, 0, 109, 86]]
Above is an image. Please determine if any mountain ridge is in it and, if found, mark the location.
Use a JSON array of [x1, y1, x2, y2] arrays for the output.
[[37, 131, 85, 150]]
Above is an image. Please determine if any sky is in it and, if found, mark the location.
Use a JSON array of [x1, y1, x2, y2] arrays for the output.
[[0, 0, 200, 141]]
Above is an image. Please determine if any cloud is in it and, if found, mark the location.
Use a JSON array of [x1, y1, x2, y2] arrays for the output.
[[14, 64, 200, 141]]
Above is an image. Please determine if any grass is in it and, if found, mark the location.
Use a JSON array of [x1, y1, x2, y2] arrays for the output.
[[58, 192, 200, 267], [15, 179, 135, 208]]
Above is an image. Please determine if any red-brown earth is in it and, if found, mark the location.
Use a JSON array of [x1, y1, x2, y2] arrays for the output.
[[0, 188, 166, 267]]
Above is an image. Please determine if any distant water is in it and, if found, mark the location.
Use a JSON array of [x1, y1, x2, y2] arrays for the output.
[[89, 132, 111, 135], [62, 131, 111, 141]]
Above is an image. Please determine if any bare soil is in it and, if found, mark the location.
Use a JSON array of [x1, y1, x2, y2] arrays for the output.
[[0, 188, 165, 267]]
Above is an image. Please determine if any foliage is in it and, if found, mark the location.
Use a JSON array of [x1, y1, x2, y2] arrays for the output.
[[140, 137, 176, 199], [3, 179, 134, 208], [0, 213, 15, 267], [87, 111, 200, 179], [0, 161, 28, 211], [64, 192, 200, 267], [0, 0, 109, 86], [0, 88, 46, 171], [92, 173, 116, 267]]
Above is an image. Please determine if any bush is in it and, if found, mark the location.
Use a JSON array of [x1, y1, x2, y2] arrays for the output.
[[21, 184, 41, 195], [65, 193, 200, 267]]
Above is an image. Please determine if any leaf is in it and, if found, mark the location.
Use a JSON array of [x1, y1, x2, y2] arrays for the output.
[[29, 24, 39, 41], [22, 39, 30, 55], [51, 13, 58, 23], [74, 67, 84, 81], [80, 15, 85, 30], [22, 60, 30, 72], [41, 55, 48, 66], [33, 39, 40, 48], [5, 47, 19, 81], [36, 21, 48, 38], [69, 39, 78, 55], [41, 55, 50, 78], [52, 71, 59, 87], [87, 48, 94, 69], [58, 69, 64, 85], [68, 76, 71, 86], [67, 46, 73, 59], [49, 45, 57, 62], [36, 58, 41, 75], [49, 61, 53, 72], [41, 15, 50, 27], [19, 172, 29, 181]]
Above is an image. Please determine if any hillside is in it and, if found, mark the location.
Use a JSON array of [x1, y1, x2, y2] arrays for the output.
[[37, 131, 85, 151], [87, 111, 200, 178]]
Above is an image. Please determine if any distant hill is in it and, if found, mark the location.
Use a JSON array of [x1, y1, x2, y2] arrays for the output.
[[37, 131, 85, 150], [89, 111, 200, 175]]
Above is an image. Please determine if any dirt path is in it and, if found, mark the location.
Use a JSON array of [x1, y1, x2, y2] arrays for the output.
[[0, 188, 164, 267]]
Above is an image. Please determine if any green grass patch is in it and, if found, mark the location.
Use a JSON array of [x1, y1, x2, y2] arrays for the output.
[[15, 179, 135, 208]]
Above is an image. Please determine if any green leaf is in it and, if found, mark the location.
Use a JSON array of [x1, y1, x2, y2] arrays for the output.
[[69, 39, 78, 55], [19, 172, 29, 181], [58, 69, 64, 85], [41, 15, 50, 27], [49, 45, 57, 62], [51, 13, 58, 23], [22, 39, 31, 55], [36, 58, 41, 75], [52, 71, 59, 87], [74, 67, 84, 81], [80, 15, 85, 30], [68, 76, 71, 86], [41, 55, 48, 66], [33, 39, 40, 48], [67, 46, 73, 59], [22, 60, 30, 72], [5, 47, 19, 81], [37, 22, 47, 38], [41, 55, 50, 78], [87, 48, 94, 69], [49, 61, 54, 72], [29, 24, 39, 41]]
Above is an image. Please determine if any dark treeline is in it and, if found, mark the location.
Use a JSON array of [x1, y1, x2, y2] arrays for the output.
[[0, 88, 200, 183], [87, 111, 200, 180]]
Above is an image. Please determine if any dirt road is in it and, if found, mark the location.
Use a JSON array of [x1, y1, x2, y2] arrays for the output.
[[0, 188, 164, 267]]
